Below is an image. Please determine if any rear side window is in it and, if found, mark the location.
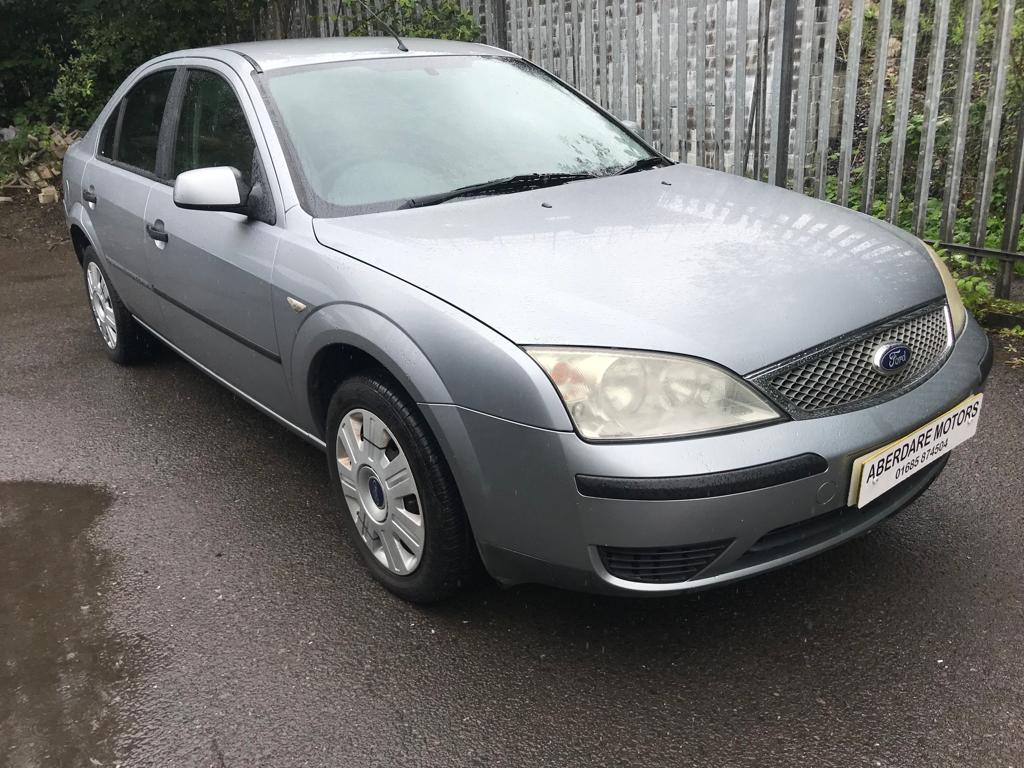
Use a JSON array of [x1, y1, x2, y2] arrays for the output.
[[172, 69, 256, 187], [116, 69, 175, 174]]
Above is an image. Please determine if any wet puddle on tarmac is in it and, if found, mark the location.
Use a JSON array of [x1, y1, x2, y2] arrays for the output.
[[1, 482, 128, 767]]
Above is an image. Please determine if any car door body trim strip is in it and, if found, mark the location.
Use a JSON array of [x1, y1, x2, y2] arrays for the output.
[[106, 256, 282, 364]]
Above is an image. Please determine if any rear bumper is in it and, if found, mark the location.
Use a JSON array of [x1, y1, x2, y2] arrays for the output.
[[422, 318, 992, 595]]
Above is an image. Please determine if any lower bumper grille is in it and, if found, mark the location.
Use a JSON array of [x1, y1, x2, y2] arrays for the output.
[[736, 453, 951, 570], [598, 540, 732, 584], [745, 504, 864, 560]]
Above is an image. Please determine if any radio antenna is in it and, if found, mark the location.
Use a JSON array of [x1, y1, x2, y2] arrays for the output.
[[354, 0, 409, 52]]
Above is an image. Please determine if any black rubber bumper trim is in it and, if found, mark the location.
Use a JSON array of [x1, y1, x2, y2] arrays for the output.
[[979, 333, 994, 382], [576, 453, 829, 501]]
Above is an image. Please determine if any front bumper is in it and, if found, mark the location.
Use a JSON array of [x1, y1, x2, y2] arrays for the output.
[[422, 318, 992, 594]]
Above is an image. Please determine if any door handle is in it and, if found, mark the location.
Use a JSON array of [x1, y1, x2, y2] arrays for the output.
[[145, 220, 168, 243], [82, 188, 97, 204]]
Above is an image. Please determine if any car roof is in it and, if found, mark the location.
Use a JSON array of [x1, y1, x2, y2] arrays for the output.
[[209, 37, 511, 72]]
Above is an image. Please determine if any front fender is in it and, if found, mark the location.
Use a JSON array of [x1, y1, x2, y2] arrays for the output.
[[290, 301, 453, 434], [275, 211, 572, 437], [287, 288, 573, 437]]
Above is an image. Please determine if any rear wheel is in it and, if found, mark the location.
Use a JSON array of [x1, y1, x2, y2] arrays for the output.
[[326, 372, 476, 602], [82, 246, 151, 364]]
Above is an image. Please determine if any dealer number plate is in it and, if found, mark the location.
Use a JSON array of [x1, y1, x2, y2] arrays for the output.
[[849, 393, 984, 508]]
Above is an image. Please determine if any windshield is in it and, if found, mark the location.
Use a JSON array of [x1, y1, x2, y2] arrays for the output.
[[264, 55, 656, 216]]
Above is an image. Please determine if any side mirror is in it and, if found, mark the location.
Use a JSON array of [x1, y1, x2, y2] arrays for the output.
[[173, 166, 251, 215], [621, 119, 641, 135]]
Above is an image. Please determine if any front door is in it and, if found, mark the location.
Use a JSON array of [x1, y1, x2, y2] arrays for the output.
[[144, 64, 291, 420]]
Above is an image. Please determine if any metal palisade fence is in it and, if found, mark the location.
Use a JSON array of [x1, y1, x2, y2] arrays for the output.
[[276, 0, 1024, 296]]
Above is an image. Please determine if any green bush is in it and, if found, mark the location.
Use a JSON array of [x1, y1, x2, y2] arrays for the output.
[[939, 250, 1024, 321], [1, 0, 482, 184], [393, 0, 481, 41], [2, 0, 480, 135], [51, 45, 102, 128], [0, 1, 78, 124], [343, 0, 481, 42], [2, 1, 264, 132]]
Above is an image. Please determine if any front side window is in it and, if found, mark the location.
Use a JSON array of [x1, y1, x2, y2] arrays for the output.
[[264, 56, 654, 216], [116, 69, 175, 174], [172, 69, 257, 186]]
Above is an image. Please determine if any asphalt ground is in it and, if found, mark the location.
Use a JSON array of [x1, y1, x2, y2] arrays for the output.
[[2, 199, 1023, 767]]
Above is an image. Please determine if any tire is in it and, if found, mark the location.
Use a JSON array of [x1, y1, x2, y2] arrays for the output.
[[82, 246, 152, 364], [326, 371, 476, 602]]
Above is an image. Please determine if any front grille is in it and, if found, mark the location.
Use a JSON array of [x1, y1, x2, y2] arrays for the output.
[[753, 304, 952, 417], [598, 540, 731, 584]]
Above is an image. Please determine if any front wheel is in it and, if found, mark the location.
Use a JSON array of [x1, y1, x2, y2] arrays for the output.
[[326, 372, 476, 602]]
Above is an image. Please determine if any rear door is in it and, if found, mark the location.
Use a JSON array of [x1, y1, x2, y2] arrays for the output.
[[144, 63, 291, 419], [81, 68, 177, 328]]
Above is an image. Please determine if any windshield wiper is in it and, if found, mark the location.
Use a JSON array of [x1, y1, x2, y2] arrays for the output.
[[613, 156, 672, 175], [401, 172, 596, 209]]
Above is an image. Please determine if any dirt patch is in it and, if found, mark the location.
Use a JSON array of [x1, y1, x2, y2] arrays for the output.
[[0, 193, 68, 249]]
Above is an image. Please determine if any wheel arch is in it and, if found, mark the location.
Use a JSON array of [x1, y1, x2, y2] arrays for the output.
[[66, 200, 105, 268], [69, 223, 91, 265], [307, 343, 392, 441], [292, 303, 454, 440]]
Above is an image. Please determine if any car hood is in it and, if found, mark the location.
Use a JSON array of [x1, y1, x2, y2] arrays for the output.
[[313, 164, 944, 374]]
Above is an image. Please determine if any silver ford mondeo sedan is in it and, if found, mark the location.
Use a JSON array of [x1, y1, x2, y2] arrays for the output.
[[64, 38, 992, 602]]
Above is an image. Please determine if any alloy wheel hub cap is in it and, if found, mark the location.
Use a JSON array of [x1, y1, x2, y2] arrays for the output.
[[335, 408, 424, 575], [86, 262, 117, 349]]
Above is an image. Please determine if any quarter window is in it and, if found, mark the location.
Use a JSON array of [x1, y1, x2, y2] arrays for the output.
[[115, 69, 175, 174], [172, 70, 256, 187], [98, 106, 119, 159]]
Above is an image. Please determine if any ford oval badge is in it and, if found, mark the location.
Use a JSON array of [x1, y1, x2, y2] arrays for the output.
[[872, 343, 912, 375]]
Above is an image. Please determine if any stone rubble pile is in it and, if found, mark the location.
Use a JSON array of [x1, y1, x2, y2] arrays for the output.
[[0, 124, 81, 205]]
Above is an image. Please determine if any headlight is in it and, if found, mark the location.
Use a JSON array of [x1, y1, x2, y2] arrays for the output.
[[925, 243, 967, 337], [526, 347, 783, 440]]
